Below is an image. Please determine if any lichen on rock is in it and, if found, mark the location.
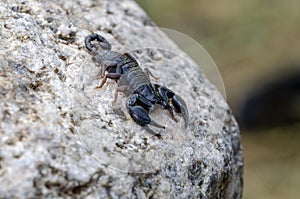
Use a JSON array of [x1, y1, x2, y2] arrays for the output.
[[0, 0, 243, 198]]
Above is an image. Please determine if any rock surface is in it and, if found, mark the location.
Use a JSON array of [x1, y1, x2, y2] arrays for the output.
[[0, 0, 243, 198]]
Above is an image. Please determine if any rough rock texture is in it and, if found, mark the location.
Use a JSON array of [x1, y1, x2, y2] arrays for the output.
[[0, 0, 243, 198]]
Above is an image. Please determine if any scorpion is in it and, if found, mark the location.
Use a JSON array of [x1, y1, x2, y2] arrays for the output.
[[85, 33, 189, 136]]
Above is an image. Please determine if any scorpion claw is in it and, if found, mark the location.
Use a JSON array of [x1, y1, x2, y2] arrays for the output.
[[127, 93, 166, 136], [143, 126, 162, 139], [150, 120, 166, 129], [171, 94, 189, 128], [155, 84, 189, 128], [128, 105, 165, 129]]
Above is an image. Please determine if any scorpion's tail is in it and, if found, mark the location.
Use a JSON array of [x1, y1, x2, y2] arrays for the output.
[[85, 33, 112, 52]]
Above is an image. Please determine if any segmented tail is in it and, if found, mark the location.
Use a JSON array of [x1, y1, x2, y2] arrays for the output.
[[85, 33, 112, 52]]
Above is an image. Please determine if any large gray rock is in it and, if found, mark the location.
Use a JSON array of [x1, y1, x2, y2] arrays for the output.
[[0, 0, 243, 198]]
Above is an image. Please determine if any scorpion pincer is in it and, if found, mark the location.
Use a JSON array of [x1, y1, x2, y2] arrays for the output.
[[85, 33, 189, 136]]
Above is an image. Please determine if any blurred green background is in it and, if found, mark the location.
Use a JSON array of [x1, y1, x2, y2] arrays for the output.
[[136, 0, 300, 198]]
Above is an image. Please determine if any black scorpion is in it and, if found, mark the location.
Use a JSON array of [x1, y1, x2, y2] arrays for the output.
[[85, 33, 189, 135]]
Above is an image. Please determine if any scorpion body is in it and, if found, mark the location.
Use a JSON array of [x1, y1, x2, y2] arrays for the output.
[[85, 33, 188, 135]]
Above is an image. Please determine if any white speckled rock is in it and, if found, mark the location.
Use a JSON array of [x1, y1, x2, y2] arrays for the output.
[[0, 0, 243, 198]]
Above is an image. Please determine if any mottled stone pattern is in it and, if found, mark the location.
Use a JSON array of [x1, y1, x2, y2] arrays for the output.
[[0, 0, 243, 198]]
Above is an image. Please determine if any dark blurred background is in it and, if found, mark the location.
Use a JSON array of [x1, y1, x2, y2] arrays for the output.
[[136, 0, 300, 198]]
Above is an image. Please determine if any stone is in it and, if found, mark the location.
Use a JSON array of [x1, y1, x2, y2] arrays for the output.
[[0, 0, 243, 198]]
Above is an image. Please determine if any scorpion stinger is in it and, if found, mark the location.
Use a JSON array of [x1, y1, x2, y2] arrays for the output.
[[85, 33, 189, 137], [85, 33, 112, 51]]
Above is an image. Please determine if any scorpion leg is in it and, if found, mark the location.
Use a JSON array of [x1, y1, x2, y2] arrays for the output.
[[96, 62, 124, 89], [112, 85, 128, 105], [144, 68, 159, 80], [96, 73, 121, 89], [99, 60, 119, 77], [154, 84, 189, 128]]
